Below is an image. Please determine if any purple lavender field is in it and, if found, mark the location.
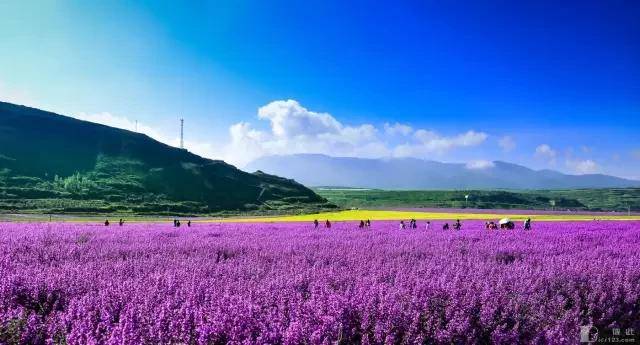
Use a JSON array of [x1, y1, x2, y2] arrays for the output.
[[1, 221, 639, 344]]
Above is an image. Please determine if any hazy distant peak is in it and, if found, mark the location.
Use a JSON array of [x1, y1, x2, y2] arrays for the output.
[[245, 154, 639, 190]]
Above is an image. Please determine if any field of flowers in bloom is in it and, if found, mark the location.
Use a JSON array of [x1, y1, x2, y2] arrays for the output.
[[1, 220, 639, 344]]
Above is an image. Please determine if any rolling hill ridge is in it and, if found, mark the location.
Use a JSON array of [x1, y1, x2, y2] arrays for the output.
[[245, 154, 640, 189], [0, 101, 333, 214]]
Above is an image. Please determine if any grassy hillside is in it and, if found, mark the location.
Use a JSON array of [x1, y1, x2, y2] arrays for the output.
[[315, 188, 640, 212], [0, 101, 334, 215]]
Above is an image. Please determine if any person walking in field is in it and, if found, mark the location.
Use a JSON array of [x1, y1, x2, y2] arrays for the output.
[[104, 219, 109, 226], [187, 220, 191, 227], [425, 221, 431, 230], [366, 219, 371, 228], [314, 219, 319, 229], [443, 223, 449, 230], [119, 219, 124, 226], [524, 218, 531, 230], [325, 220, 331, 229], [359, 220, 365, 229], [453, 219, 462, 231], [400, 221, 406, 230]]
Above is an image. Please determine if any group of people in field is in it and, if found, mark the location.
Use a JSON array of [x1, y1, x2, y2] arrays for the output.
[[315, 219, 375, 229], [313, 219, 345, 229], [438, 219, 462, 230], [104, 219, 192, 227], [104, 216, 531, 231], [172, 219, 192, 227], [312, 217, 533, 231], [485, 218, 531, 230], [399, 219, 419, 229], [396, 219, 463, 230], [104, 219, 125, 226]]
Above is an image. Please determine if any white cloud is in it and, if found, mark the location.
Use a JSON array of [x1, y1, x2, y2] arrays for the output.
[[535, 144, 556, 164], [257, 100, 343, 138], [498, 136, 516, 152], [223, 100, 390, 166], [226, 99, 488, 166], [535, 144, 556, 158], [566, 159, 598, 174], [466, 160, 495, 170], [395, 130, 486, 157], [393, 129, 487, 157], [384, 122, 413, 136], [225, 122, 268, 162]]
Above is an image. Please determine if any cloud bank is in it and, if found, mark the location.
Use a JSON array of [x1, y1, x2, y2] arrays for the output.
[[67, 100, 489, 168], [59, 100, 624, 178], [225, 100, 489, 166]]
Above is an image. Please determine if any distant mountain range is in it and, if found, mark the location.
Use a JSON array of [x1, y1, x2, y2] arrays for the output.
[[0, 101, 332, 214], [245, 154, 640, 189]]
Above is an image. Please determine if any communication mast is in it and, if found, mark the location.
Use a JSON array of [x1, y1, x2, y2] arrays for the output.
[[180, 118, 184, 149]]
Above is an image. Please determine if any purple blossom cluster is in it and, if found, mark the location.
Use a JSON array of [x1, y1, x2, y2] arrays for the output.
[[1, 220, 639, 344]]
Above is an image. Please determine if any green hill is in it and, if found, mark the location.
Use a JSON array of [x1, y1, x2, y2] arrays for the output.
[[315, 188, 640, 212], [0, 101, 334, 215]]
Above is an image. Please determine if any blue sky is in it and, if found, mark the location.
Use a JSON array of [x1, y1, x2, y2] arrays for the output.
[[1, 1, 638, 178]]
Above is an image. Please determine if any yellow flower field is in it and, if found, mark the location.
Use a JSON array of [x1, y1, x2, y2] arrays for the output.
[[220, 209, 640, 223]]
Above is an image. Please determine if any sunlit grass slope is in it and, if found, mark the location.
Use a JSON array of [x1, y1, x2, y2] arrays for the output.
[[223, 209, 640, 222]]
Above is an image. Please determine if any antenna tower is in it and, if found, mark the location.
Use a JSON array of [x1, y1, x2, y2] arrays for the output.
[[180, 118, 184, 149]]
